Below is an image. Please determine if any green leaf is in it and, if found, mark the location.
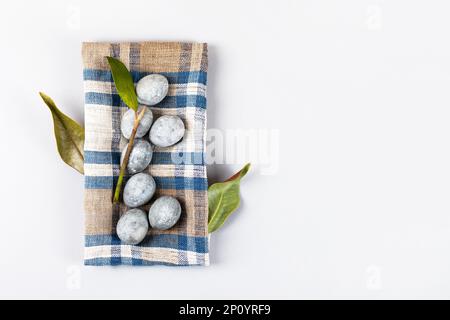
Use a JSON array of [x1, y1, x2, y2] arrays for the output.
[[39, 92, 85, 174], [208, 163, 251, 233], [106, 56, 138, 111]]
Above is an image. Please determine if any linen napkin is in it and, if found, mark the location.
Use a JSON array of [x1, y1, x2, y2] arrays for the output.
[[82, 42, 209, 266]]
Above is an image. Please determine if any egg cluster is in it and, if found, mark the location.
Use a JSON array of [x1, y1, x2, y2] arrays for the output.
[[116, 74, 185, 245]]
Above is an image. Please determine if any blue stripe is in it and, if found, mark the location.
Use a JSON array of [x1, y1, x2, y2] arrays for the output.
[[83, 69, 207, 85], [85, 176, 114, 189], [84, 257, 201, 266], [84, 151, 120, 164], [85, 234, 208, 253], [155, 176, 207, 191], [84, 151, 205, 165], [85, 92, 206, 109], [84, 176, 207, 190], [153, 152, 206, 165], [132, 252, 143, 266]]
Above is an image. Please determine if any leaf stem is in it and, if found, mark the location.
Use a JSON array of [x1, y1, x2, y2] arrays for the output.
[[113, 107, 146, 203]]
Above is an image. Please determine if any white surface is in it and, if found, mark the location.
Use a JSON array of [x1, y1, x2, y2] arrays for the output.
[[1, 0, 450, 299]]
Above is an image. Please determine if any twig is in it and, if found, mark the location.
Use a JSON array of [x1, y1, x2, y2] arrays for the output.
[[113, 107, 146, 203]]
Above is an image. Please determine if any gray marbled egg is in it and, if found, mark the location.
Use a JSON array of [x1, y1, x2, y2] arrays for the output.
[[149, 115, 185, 147], [121, 106, 153, 139], [136, 74, 169, 106], [121, 139, 153, 174], [116, 208, 149, 245], [123, 173, 156, 207], [148, 196, 182, 230]]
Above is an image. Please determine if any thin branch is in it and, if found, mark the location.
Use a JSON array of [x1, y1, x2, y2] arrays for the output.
[[113, 107, 147, 203]]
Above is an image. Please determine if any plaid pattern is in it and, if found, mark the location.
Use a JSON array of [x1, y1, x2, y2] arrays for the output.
[[82, 42, 209, 266]]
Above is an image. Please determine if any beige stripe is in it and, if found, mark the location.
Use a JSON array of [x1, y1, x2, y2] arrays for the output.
[[150, 164, 206, 178], [82, 42, 207, 72], [85, 135, 202, 153], [85, 104, 114, 129], [190, 43, 204, 72], [84, 107, 112, 151], [84, 189, 208, 237], [85, 245, 207, 265], [84, 80, 206, 97], [84, 164, 113, 177], [84, 105, 126, 152], [119, 43, 131, 69], [139, 42, 180, 73], [187, 251, 198, 264], [84, 164, 205, 178], [83, 81, 113, 94], [168, 83, 207, 97], [85, 106, 205, 153], [84, 189, 114, 235], [82, 42, 112, 70]]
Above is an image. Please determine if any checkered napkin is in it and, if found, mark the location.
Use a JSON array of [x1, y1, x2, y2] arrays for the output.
[[82, 42, 209, 266]]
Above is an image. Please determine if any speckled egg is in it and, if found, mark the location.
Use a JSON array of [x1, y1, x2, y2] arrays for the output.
[[123, 173, 156, 208], [148, 196, 182, 230], [121, 106, 153, 139], [136, 74, 169, 106], [149, 115, 185, 147], [116, 208, 149, 245], [121, 139, 153, 174]]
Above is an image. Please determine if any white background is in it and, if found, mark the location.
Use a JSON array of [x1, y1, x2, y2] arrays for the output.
[[0, 0, 450, 299]]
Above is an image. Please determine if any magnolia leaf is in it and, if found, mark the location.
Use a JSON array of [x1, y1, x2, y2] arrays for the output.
[[106, 56, 138, 111], [39, 92, 85, 174], [208, 163, 251, 233]]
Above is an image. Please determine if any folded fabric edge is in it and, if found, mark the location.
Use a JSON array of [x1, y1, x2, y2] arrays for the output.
[[82, 41, 207, 46], [81, 41, 208, 73], [84, 244, 210, 267]]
